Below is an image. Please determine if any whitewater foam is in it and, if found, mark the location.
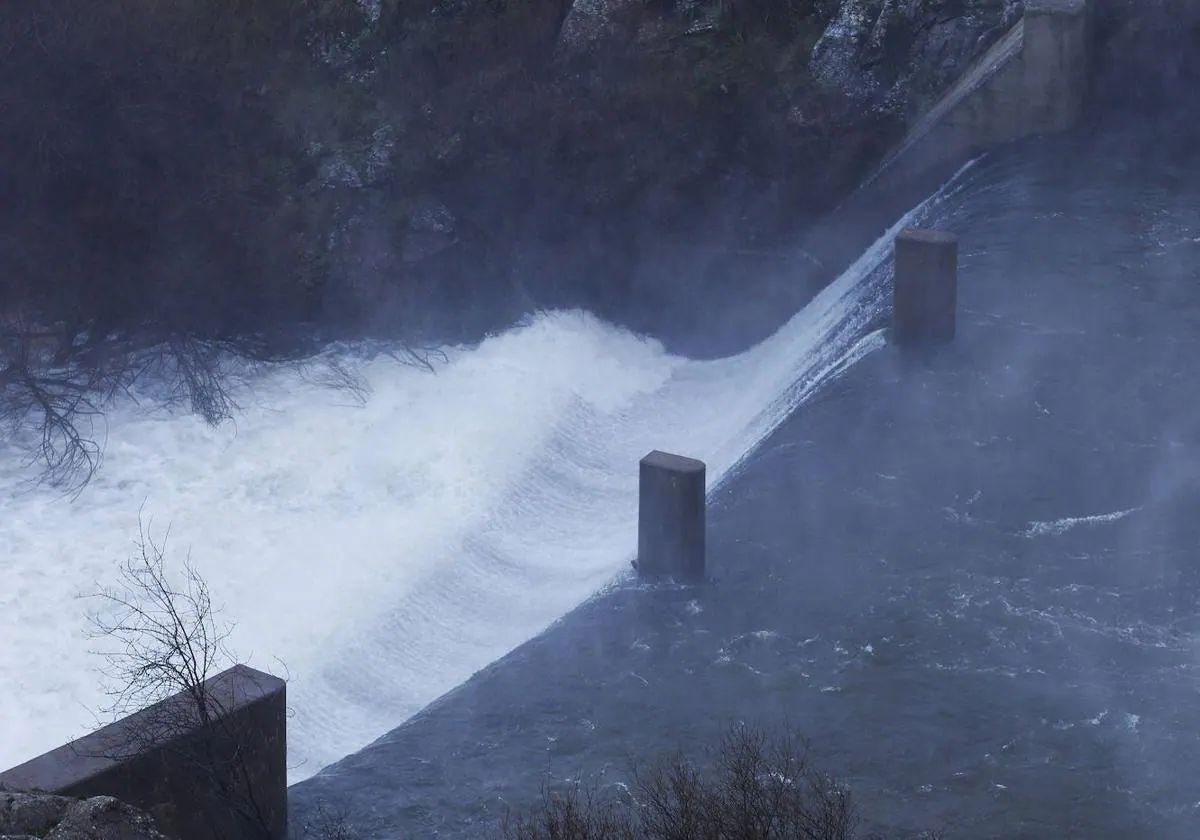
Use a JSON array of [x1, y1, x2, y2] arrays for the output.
[[1023, 507, 1141, 537], [0, 169, 971, 783]]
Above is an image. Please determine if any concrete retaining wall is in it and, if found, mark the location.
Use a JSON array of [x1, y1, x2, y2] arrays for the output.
[[868, 0, 1089, 195], [793, 0, 1090, 300], [0, 665, 287, 840]]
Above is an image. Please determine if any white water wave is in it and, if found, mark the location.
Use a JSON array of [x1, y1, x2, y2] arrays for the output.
[[1024, 507, 1141, 537], [0, 167, 973, 783]]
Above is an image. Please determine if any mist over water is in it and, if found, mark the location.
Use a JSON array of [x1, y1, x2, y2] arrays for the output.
[[278, 114, 1200, 839], [7, 100, 1197, 835], [0, 175, 966, 781]]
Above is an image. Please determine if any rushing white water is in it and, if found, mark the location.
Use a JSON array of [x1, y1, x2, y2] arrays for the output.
[[1024, 507, 1142, 538], [0, 174, 965, 783]]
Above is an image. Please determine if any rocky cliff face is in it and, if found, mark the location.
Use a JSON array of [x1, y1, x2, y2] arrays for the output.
[[0, 0, 1026, 359], [7, 0, 1195, 359], [314, 0, 1022, 347], [810, 0, 1022, 111]]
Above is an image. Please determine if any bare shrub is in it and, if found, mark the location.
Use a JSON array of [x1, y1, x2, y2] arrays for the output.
[[0, 0, 436, 494], [0, 313, 432, 493], [87, 516, 233, 724], [300, 800, 362, 840], [502, 724, 861, 840], [83, 514, 279, 839], [502, 784, 638, 840]]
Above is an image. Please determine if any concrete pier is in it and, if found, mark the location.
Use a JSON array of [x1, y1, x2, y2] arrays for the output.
[[893, 228, 958, 346], [638, 450, 706, 582]]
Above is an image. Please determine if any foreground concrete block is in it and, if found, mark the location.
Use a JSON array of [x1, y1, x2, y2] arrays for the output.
[[638, 450, 706, 581], [0, 665, 287, 840], [893, 228, 958, 347]]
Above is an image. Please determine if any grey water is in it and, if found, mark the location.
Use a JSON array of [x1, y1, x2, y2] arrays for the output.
[[289, 117, 1200, 838]]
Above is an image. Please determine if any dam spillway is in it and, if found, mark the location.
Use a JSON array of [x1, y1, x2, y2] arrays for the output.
[[290, 117, 1200, 839]]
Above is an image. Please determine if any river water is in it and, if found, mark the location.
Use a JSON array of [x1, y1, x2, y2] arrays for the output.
[[0, 130, 951, 784], [288, 116, 1200, 838]]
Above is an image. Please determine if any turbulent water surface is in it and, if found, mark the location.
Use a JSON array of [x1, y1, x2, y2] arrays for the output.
[[6, 114, 1199, 838], [283, 120, 1200, 838], [0, 174, 965, 781]]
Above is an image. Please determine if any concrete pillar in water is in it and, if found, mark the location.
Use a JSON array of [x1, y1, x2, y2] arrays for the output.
[[892, 228, 958, 346], [637, 450, 705, 582]]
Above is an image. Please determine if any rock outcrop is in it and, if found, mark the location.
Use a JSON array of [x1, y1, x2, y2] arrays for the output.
[[313, 0, 1021, 347], [8, 0, 1198, 360], [0, 791, 168, 840], [0, 0, 1027, 361], [810, 0, 1024, 117]]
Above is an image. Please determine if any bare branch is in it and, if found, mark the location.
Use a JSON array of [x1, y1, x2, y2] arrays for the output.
[[78, 511, 279, 838], [502, 723, 871, 840], [85, 514, 233, 726]]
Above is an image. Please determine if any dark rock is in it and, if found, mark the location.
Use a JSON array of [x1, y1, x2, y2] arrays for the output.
[[557, 0, 642, 56], [0, 0, 1042, 364], [402, 199, 459, 264], [811, 0, 1020, 122], [0, 793, 167, 840], [317, 0, 1017, 348], [47, 797, 168, 840], [0, 791, 73, 836]]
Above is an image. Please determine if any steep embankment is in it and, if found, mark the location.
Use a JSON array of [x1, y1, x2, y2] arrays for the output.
[[4, 0, 1197, 358], [277, 0, 1199, 347], [313, 0, 1026, 345], [0, 0, 1021, 356]]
